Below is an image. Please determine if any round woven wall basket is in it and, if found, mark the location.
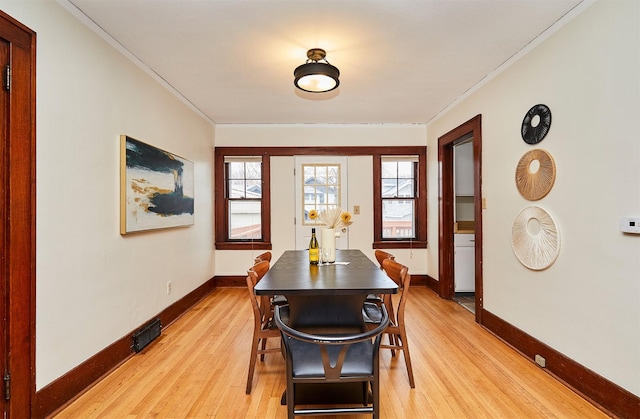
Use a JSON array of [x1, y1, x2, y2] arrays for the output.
[[511, 206, 560, 270], [515, 149, 556, 201]]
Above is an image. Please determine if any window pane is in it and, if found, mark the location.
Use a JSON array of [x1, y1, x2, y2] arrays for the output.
[[381, 179, 397, 198], [382, 200, 415, 239], [245, 162, 261, 179], [398, 161, 414, 178], [381, 161, 397, 178], [327, 165, 339, 184], [228, 162, 246, 179], [228, 179, 246, 198], [326, 184, 338, 205], [397, 179, 414, 198], [304, 205, 316, 222], [316, 166, 327, 184], [228, 200, 262, 240], [246, 179, 262, 198], [304, 165, 315, 181]]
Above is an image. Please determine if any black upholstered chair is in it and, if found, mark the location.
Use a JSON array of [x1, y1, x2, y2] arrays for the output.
[[274, 304, 389, 418]]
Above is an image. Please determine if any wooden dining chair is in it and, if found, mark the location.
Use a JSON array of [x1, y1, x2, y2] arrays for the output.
[[363, 258, 415, 388], [254, 251, 272, 263], [274, 304, 390, 418], [245, 260, 285, 394], [368, 250, 396, 312], [374, 249, 395, 269], [254, 251, 287, 309]]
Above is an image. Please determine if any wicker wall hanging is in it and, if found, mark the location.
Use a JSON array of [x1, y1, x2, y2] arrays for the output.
[[511, 206, 560, 270], [515, 149, 556, 201], [521, 104, 552, 144]]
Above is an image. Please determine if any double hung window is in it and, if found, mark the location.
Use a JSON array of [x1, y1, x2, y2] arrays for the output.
[[226, 156, 262, 240], [381, 156, 418, 239], [215, 152, 271, 250], [373, 152, 427, 248]]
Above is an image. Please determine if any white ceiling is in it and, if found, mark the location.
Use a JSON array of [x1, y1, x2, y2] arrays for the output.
[[66, 0, 583, 125]]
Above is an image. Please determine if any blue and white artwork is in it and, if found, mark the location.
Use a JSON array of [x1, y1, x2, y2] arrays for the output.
[[120, 135, 194, 234]]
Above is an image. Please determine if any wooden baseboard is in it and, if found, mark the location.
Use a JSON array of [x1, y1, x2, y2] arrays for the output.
[[481, 309, 640, 419], [215, 275, 245, 287], [33, 277, 217, 419], [425, 274, 438, 293], [409, 274, 427, 287]]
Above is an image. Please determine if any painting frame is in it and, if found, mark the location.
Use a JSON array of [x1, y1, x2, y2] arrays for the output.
[[120, 135, 194, 234]]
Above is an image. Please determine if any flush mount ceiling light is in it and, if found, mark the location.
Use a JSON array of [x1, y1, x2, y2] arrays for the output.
[[294, 48, 340, 93]]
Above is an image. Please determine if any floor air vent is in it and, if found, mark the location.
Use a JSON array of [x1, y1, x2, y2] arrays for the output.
[[132, 318, 162, 353]]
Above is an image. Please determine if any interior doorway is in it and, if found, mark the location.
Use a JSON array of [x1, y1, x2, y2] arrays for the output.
[[453, 138, 476, 313], [438, 115, 483, 323], [0, 11, 37, 418]]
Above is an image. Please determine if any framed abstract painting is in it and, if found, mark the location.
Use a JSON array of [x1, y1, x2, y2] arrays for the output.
[[120, 135, 194, 234]]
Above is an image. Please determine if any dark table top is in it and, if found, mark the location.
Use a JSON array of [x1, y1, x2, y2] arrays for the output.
[[255, 249, 398, 296]]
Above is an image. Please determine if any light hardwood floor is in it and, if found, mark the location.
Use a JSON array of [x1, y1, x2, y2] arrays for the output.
[[52, 287, 607, 418]]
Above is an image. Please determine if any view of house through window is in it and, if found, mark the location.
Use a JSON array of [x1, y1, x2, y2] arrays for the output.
[[225, 156, 262, 239], [381, 156, 418, 239], [302, 163, 341, 225]]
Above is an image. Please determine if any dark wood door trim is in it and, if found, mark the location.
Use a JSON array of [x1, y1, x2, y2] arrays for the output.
[[437, 115, 483, 323], [0, 10, 37, 419]]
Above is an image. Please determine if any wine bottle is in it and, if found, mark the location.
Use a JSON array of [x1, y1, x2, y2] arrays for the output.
[[309, 228, 319, 265]]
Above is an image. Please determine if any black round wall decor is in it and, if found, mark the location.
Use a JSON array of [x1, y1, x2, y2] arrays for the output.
[[521, 104, 552, 144]]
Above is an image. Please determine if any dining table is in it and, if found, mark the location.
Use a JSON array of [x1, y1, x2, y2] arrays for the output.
[[255, 249, 398, 331], [254, 248, 398, 406]]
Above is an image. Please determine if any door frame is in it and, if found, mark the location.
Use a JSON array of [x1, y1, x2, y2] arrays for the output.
[[0, 11, 37, 418], [438, 115, 483, 323]]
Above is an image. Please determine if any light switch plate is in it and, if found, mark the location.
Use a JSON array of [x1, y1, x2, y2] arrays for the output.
[[621, 216, 640, 234]]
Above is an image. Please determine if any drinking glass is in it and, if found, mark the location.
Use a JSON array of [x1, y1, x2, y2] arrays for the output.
[[322, 247, 331, 265]]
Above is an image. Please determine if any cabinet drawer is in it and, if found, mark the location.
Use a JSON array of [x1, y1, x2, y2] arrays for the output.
[[454, 234, 475, 246]]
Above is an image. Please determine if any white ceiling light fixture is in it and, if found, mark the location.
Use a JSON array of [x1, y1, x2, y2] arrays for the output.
[[294, 48, 340, 93]]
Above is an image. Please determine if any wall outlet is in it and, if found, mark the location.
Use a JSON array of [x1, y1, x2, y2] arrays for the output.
[[166, 281, 172, 295], [535, 354, 546, 368]]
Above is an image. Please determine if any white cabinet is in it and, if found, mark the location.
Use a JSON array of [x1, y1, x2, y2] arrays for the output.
[[454, 141, 474, 196], [454, 234, 475, 292]]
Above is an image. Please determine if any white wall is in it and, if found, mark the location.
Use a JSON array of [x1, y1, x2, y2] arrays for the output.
[[427, 0, 639, 396], [1, 0, 215, 389], [214, 124, 428, 275], [4, 0, 637, 401]]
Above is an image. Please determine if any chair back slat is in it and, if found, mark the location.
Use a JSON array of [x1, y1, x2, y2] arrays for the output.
[[382, 258, 410, 321], [246, 260, 271, 329], [254, 251, 272, 263], [319, 345, 350, 380], [374, 250, 394, 270], [382, 257, 408, 289]]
